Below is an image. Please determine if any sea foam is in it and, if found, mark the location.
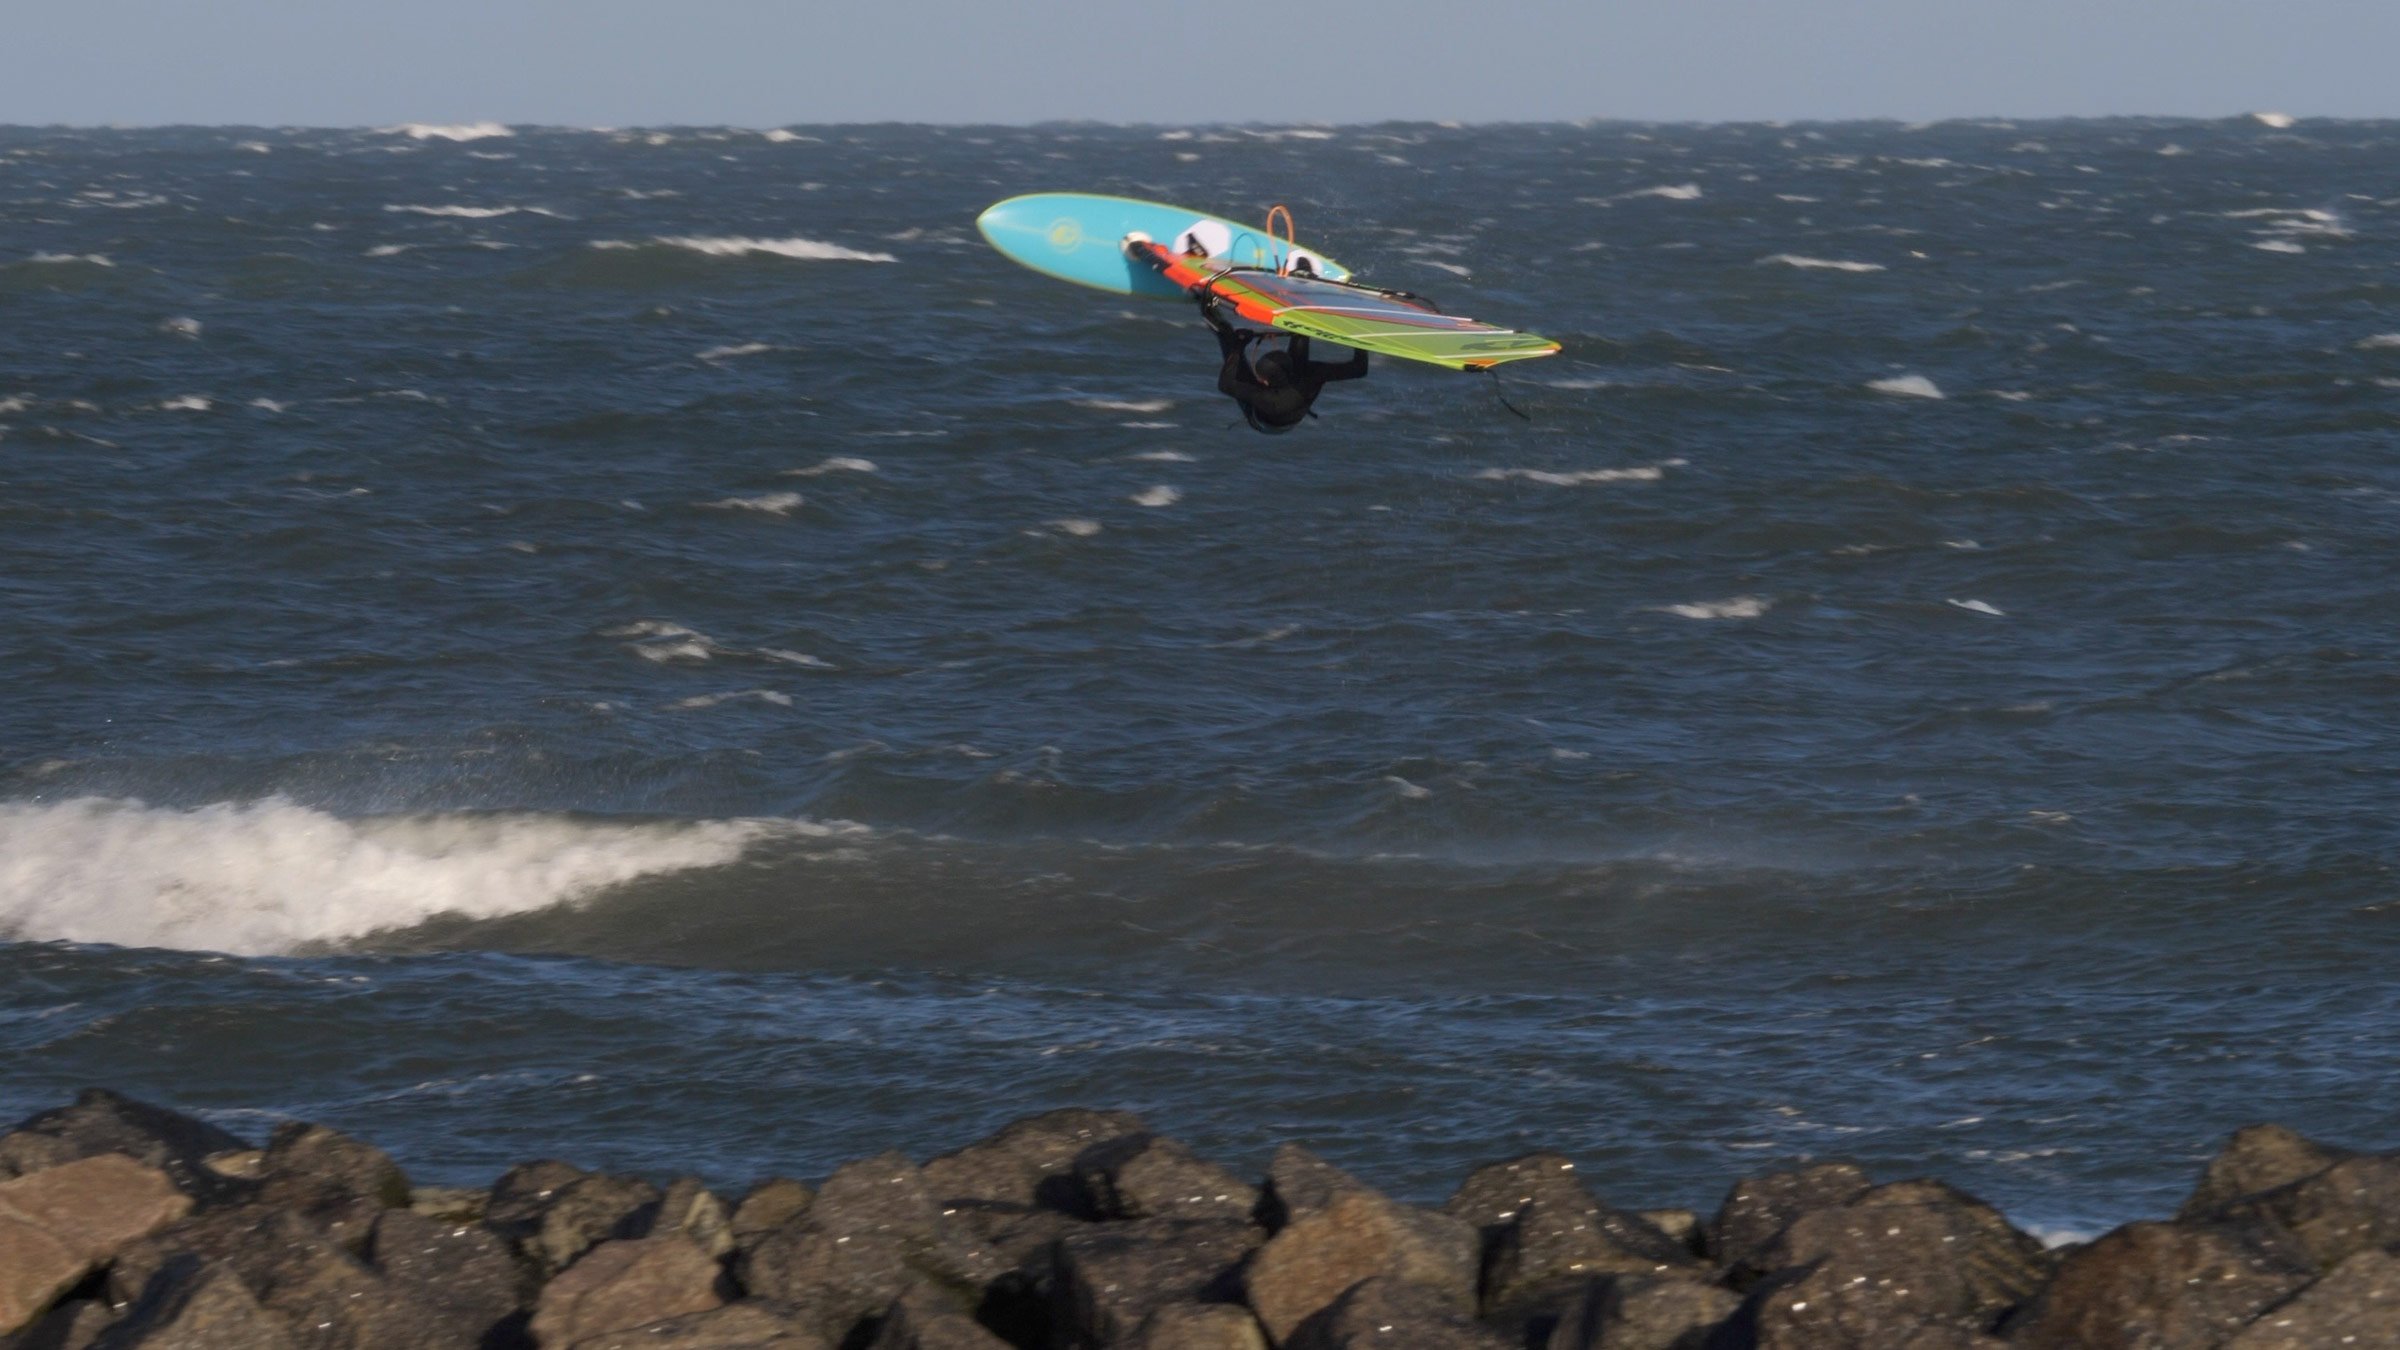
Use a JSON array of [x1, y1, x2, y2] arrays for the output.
[[387, 123, 514, 142], [1760, 254, 1886, 273], [594, 237, 898, 263], [0, 796, 794, 955]]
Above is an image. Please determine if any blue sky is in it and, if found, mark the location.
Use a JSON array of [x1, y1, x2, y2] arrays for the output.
[[11, 0, 2394, 126]]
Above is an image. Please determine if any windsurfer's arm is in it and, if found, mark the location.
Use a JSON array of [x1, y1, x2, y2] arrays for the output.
[[1308, 345, 1370, 383]]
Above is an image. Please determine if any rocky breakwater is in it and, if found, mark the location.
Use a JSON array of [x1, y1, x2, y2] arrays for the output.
[[1, 1092, 2398, 1349]]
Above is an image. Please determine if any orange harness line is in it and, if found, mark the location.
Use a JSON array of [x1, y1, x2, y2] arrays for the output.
[[1263, 204, 1296, 273]]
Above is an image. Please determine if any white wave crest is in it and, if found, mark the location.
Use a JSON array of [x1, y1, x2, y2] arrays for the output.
[[27, 253, 113, 267], [595, 236, 897, 263], [1475, 461, 1680, 486], [1659, 597, 1771, 620], [1759, 254, 1885, 273], [784, 456, 877, 476], [387, 122, 514, 142], [2251, 240, 2305, 254], [1948, 598, 2007, 616], [1868, 374, 1946, 400], [1076, 399, 1173, 413], [2249, 111, 2297, 129], [697, 342, 775, 361], [701, 491, 805, 514], [1623, 183, 1702, 201], [1131, 485, 1182, 507], [384, 204, 557, 219], [2356, 334, 2400, 350], [0, 796, 795, 955]]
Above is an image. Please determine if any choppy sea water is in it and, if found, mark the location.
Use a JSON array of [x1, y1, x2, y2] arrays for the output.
[[4, 118, 2397, 1238]]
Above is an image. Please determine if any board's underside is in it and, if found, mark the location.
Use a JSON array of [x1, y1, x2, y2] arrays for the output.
[[1134, 241, 1561, 372]]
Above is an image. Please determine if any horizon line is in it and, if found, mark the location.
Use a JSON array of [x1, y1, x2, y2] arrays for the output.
[[0, 110, 2380, 134]]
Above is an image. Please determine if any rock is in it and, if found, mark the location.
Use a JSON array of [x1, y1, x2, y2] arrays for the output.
[[200, 1152, 264, 1183], [1256, 1147, 1367, 1231], [2004, 1220, 2312, 1349], [407, 1187, 487, 1224], [522, 1174, 663, 1278], [1445, 1153, 1586, 1237], [107, 1203, 464, 1349], [0, 1092, 249, 1202], [1543, 1275, 1738, 1350], [530, 1237, 726, 1349], [1130, 1303, 1268, 1350], [0, 1213, 85, 1338], [366, 1208, 533, 1347], [739, 1155, 1000, 1349], [1283, 1276, 1512, 1350], [1707, 1162, 1874, 1284], [1483, 1188, 1703, 1334], [0, 1154, 193, 1336], [1074, 1135, 1257, 1224], [1244, 1188, 1479, 1345], [2213, 1155, 2400, 1271], [2, 1153, 195, 1264], [1731, 1180, 2047, 1349], [920, 1111, 1148, 1216], [91, 1256, 296, 1350], [2177, 1125, 2351, 1221], [729, 1180, 813, 1253], [565, 1301, 831, 1350], [10, 1298, 117, 1350], [485, 1161, 589, 1249], [864, 1284, 1010, 1350], [1051, 1218, 1261, 1349], [650, 1178, 736, 1261], [251, 1124, 411, 1252], [1638, 1211, 1705, 1259], [2225, 1247, 2400, 1349]]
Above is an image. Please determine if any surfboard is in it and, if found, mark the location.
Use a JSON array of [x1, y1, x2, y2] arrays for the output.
[[976, 193, 1351, 300], [1127, 238, 1560, 371]]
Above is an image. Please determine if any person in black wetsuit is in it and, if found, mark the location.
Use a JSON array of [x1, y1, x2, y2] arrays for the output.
[[1199, 292, 1368, 433]]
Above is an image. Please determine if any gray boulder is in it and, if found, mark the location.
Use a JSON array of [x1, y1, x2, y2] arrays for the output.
[[529, 1236, 727, 1349], [2210, 1155, 2400, 1272], [1483, 1187, 1704, 1334], [1073, 1135, 1257, 1224], [1283, 1276, 1512, 1350], [728, 1180, 815, 1260], [863, 1284, 1011, 1350], [920, 1111, 1148, 1216], [2224, 1247, 2400, 1349], [366, 1208, 533, 1348], [1244, 1180, 1478, 1344], [1707, 1163, 1873, 1285], [2004, 1220, 2313, 1349], [0, 1091, 250, 1203], [1129, 1303, 1268, 1350], [564, 1301, 831, 1350], [738, 1154, 1001, 1348], [1728, 1180, 2046, 1349], [1543, 1275, 1738, 1350], [107, 1203, 469, 1349], [252, 1124, 412, 1252], [2177, 1125, 2350, 1222], [91, 1257, 296, 1350], [649, 1178, 736, 1262], [1050, 1217, 1261, 1350]]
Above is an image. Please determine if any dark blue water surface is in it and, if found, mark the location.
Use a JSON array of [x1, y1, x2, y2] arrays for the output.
[[4, 118, 2398, 1237]]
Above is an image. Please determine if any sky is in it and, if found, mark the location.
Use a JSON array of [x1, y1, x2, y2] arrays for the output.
[[9, 0, 2397, 127]]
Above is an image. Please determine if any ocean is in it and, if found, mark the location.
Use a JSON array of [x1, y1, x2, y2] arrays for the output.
[[3, 117, 2396, 1240]]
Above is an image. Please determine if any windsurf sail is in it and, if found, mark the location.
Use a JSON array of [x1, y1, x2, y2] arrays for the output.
[[1128, 239, 1559, 371]]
